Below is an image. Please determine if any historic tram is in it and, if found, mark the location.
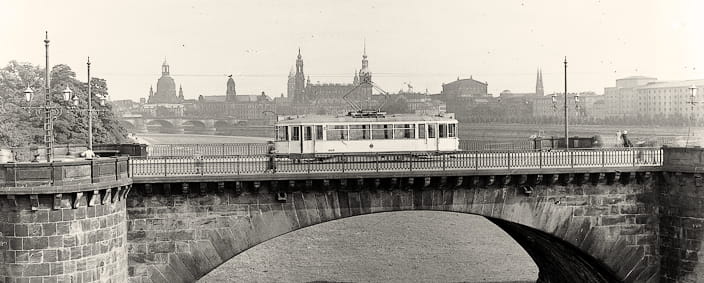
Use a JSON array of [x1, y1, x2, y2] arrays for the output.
[[273, 111, 459, 159]]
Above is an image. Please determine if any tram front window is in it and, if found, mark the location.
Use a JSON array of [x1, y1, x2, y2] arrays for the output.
[[315, 125, 323, 140], [276, 126, 289, 141], [304, 126, 313, 141], [428, 124, 436, 138], [439, 124, 447, 138], [292, 126, 301, 141], [448, 124, 457, 138], [418, 124, 426, 139]]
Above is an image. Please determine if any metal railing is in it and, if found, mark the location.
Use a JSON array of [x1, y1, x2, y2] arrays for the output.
[[146, 143, 269, 157], [129, 147, 663, 177]]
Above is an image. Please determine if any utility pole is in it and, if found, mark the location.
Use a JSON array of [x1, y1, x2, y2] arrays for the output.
[[564, 57, 569, 151]]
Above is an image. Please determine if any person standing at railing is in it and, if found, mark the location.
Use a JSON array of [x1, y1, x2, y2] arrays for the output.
[[622, 130, 634, 148], [267, 141, 277, 173]]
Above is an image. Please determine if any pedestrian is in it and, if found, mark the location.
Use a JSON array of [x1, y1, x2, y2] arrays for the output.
[[267, 141, 277, 173], [622, 130, 633, 147]]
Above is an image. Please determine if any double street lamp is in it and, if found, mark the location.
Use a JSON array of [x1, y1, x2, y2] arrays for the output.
[[551, 57, 580, 150], [686, 84, 699, 147], [19, 32, 106, 162]]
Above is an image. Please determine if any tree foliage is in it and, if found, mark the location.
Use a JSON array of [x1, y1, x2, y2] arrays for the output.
[[0, 61, 128, 147]]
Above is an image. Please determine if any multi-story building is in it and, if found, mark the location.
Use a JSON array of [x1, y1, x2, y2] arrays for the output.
[[602, 76, 657, 118], [634, 79, 703, 121]]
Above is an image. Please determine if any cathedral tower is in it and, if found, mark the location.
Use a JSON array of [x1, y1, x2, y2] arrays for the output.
[[536, 68, 544, 96]]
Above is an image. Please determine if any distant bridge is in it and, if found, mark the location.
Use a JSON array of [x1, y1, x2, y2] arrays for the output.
[[119, 116, 268, 135]]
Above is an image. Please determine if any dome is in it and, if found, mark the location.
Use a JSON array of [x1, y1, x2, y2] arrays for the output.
[[156, 76, 177, 98]]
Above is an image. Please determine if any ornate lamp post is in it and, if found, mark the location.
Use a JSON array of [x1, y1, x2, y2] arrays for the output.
[[19, 32, 107, 161], [19, 32, 76, 162]]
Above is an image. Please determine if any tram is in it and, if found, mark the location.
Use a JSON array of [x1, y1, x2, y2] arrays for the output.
[[273, 111, 459, 159]]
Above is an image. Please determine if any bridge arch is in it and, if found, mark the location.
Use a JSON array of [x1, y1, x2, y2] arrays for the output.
[[145, 119, 177, 133], [126, 173, 659, 283]]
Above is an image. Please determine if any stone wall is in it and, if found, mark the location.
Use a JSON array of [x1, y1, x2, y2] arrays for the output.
[[126, 172, 660, 282], [660, 147, 704, 282], [0, 192, 128, 282], [0, 157, 132, 282]]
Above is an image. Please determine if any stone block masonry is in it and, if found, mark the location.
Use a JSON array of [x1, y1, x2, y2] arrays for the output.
[[0, 157, 132, 283], [126, 172, 660, 283], [0, 190, 129, 283]]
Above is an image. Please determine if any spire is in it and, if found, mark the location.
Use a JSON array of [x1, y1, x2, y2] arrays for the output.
[[297, 47, 302, 60], [363, 39, 367, 59], [178, 84, 184, 98], [149, 86, 154, 97], [536, 67, 545, 96]]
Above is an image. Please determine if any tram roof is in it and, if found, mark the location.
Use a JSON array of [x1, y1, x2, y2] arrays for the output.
[[275, 113, 457, 125]]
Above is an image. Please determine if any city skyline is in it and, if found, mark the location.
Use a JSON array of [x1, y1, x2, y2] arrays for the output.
[[1, 0, 702, 102]]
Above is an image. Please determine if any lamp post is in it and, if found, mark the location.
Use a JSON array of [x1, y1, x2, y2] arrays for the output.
[[20, 32, 76, 162], [18, 32, 107, 161], [551, 57, 580, 150], [686, 85, 699, 147]]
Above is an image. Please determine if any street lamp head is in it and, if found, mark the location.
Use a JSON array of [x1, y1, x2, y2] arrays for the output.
[[62, 85, 73, 102], [690, 85, 698, 98], [99, 96, 106, 106], [23, 86, 34, 102], [72, 95, 79, 106]]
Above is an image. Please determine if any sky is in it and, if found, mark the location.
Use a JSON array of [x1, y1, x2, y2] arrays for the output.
[[1, 0, 703, 101]]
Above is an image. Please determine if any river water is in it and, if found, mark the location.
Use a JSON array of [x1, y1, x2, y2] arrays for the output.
[[199, 212, 537, 283], [142, 134, 538, 283]]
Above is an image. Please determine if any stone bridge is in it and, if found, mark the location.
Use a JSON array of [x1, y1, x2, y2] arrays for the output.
[[1, 148, 704, 282], [119, 117, 248, 135]]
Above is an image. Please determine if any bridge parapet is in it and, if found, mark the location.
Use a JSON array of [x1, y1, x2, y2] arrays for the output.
[[0, 157, 132, 282]]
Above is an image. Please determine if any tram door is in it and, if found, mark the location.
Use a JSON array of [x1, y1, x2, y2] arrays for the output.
[[290, 126, 302, 154], [301, 126, 314, 154], [427, 123, 439, 151]]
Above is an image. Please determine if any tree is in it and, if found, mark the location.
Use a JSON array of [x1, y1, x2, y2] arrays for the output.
[[0, 61, 128, 147]]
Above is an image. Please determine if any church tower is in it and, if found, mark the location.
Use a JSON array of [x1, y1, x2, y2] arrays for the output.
[[357, 43, 373, 102], [536, 68, 544, 96], [358, 43, 372, 84], [287, 66, 295, 99], [294, 48, 306, 103], [178, 85, 184, 100], [226, 75, 237, 102]]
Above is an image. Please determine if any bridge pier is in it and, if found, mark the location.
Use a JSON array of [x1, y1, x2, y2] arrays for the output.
[[0, 158, 132, 282]]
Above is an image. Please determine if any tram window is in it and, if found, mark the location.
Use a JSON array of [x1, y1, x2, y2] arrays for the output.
[[393, 124, 415, 139], [448, 124, 457, 138], [276, 126, 289, 141], [291, 126, 301, 141], [315, 125, 323, 140], [428, 124, 436, 138], [326, 125, 348, 141], [439, 124, 447, 138], [418, 124, 426, 139], [349, 125, 370, 140], [372, 124, 392, 139], [304, 126, 313, 141]]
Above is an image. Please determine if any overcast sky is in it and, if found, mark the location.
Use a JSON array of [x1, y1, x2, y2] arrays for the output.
[[1, 0, 702, 101]]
